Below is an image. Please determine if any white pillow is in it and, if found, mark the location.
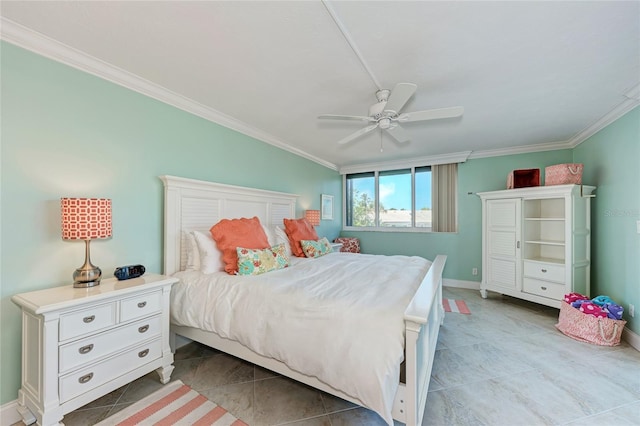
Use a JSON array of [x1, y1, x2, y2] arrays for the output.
[[274, 225, 292, 257], [184, 231, 201, 271], [261, 224, 276, 247], [192, 230, 225, 274]]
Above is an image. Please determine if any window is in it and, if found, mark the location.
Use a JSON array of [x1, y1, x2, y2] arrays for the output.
[[345, 172, 375, 227], [379, 169, 412, 227], [344, 164, 457, 232]]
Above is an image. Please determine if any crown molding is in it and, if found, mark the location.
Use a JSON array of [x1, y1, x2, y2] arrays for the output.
[[565, 83, 640, 148], [0, 17, 338, 171], [467, 139, 574, 160], [468, 85, 640, 160], [339, 151, 472, 174]]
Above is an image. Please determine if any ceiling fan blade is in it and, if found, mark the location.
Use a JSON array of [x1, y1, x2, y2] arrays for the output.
[[385, 124, 410, 143], [318, 114, 375, 122], [384, 83, 417, 113], [398, 106, 464, 123], [337, 123, 379, 145]]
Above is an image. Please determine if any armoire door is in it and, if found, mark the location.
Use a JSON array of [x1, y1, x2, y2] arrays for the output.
[[486, 198, 521, 291]]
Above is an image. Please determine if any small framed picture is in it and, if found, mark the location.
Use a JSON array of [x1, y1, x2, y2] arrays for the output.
[[321, 194, 334, 220]]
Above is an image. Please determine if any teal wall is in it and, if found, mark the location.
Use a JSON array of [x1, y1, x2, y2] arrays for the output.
[[0, 43, 341, 404], [573, 107, 640, 334], [1, 40, 638, 407], [342, 150, 574, 282]]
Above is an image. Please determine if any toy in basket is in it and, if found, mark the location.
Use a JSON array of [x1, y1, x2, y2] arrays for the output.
[[555, 293, 626, 346]]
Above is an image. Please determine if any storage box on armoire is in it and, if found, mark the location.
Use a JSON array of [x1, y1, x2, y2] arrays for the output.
[[545, 163, 583, 185], [507, 169, 540, 189]]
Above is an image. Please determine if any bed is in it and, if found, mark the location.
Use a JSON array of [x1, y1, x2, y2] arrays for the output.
[[160, 175, 446, 426]]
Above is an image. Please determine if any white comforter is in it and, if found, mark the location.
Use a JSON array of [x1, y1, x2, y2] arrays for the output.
[[170, 252, 432, 424]]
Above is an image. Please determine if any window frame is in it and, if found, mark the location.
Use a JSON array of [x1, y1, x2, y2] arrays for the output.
[[343, 166, 433, 233]]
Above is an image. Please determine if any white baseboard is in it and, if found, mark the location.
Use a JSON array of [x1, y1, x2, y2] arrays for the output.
[[1, 400, 21, 426], [622, 326, 640, 351], [443, 278, 480, 290]]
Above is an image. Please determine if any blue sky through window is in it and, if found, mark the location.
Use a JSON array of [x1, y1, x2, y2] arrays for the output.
[[352, 171, 431, 210]]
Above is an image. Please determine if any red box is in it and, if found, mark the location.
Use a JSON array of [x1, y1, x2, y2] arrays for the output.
[[507, 169, 540, 189]]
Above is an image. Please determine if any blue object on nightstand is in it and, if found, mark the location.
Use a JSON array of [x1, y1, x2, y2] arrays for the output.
[[114, 265, 145, 280]]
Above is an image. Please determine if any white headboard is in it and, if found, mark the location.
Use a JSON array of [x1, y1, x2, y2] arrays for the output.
[[160, 175, 298, 275]]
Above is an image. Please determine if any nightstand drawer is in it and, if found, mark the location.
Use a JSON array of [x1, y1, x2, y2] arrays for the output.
[[120, 290, 162, 322], [59, 303, 117, 341], [523, 261, 564, 283], [523, 278, 565, 301], [59, 315, 162, 373], [59, 338, 162, 403]]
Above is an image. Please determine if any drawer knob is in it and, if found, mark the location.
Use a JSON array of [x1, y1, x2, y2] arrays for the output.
[[137, 301, 147, 308], [541, 269, 547, 273], [78, 373, 93, 384], [138, 349, 149, 358], [138, 325, 149, 333], [78, 344, 94, 354], [83, 315, 95, 323], [541, 286, 547, 291]]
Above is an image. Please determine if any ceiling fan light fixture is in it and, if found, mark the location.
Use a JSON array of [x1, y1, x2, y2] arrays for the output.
[[378, 118, 391, 129], [318, 82, 464, 146]]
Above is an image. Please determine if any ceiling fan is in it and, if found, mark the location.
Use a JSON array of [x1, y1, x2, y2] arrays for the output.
[[318, 83, 463, 145]]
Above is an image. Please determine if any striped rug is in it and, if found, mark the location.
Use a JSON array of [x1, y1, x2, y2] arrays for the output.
[[96, 380, 247, 426], [443, 299, 471, 314]]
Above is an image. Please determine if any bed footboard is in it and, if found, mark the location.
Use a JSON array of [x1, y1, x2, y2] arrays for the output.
[[396, 255, 446, 426]]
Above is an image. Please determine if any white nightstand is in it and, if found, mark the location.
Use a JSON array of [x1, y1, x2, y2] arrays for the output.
[[12, 273, 178, 426], [331, 243, 343, 252]]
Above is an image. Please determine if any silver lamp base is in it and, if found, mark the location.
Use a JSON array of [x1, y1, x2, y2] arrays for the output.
[[73, 266, 102, 288], [73, 240, 102, 288]]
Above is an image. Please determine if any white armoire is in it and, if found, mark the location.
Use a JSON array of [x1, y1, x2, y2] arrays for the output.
[[478, 184, 595, 308]]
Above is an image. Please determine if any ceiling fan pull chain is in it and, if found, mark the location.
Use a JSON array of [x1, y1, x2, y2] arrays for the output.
[[380, 130, 384, 153]]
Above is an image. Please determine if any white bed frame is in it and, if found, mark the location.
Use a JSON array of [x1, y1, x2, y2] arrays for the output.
[[160, 175, 446, 426]]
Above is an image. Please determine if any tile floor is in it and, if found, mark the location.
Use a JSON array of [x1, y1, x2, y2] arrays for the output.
[[15, 287, 640, 425]]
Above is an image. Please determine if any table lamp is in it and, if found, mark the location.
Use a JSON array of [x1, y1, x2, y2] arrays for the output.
[[61, 198, 112, 287], [305, 209, 320, 227]]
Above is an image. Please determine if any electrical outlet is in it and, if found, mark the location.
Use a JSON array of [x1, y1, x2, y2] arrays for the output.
[[630, 304, 635, 318], [472, 267, 478, 276]]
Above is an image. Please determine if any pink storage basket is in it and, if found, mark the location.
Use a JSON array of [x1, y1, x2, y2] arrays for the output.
[[555, 302, 626, 346], [545, 163, 583, 185]]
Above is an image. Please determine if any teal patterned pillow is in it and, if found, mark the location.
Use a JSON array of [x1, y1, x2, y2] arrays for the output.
[[300, 237, 333, 258], [236, 243, 290, 275]]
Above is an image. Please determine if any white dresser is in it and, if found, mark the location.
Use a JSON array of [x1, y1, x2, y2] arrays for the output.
[[12, 274, 178, 426], [478, 185, 595, 308]]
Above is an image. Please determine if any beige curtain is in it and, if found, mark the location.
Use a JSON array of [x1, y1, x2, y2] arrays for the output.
[[431, 163, 458, 232]]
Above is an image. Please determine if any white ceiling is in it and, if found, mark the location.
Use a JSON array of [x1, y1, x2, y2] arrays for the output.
[[2, 1, 639, 171]]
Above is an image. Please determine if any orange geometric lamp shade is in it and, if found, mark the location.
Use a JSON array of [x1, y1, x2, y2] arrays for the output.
[[61, 198, 112, 288], [61, 198, 112, 240], [305, 209, 320, 227]]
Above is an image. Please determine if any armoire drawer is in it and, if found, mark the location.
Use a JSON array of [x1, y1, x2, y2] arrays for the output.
[[59, 315, 162, 373], [59, 302, 117, 341], [523, 261, 564, 283], [523, 278, 565, 301], [59, 338, 161, 403]]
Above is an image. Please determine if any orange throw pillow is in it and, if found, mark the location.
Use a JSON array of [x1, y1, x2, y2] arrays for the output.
[[210, 217, 270, 274], [283, 218, 319, 257]]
